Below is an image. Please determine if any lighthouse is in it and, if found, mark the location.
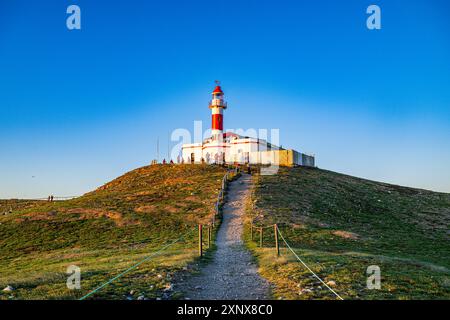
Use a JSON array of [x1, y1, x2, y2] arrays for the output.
[[209, 84, 227, 140], [180, 83, 315, 167]]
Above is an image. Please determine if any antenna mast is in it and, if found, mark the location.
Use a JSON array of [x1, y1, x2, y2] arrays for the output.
[[157, 136, 159, 163]]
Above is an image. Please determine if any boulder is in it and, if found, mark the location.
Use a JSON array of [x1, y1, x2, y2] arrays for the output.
[[326, 280, 336, 287], [3, 286, 14, 292]]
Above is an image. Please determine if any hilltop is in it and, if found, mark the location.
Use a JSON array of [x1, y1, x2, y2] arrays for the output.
[[246, 166, 450, 300], [1, 164, 449, 300], [0, 164, 226, 300]]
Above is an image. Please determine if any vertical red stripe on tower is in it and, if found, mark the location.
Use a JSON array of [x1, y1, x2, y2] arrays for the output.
[[212, 114, 223, 130]]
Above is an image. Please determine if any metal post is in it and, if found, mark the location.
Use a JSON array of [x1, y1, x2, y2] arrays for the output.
[[274, 224, 279, 256], [260, 227, 263, 248], [198, 224, 203, 257]]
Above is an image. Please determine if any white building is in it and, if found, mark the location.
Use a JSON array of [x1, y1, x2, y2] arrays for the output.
[[181, 85, 315, 167]]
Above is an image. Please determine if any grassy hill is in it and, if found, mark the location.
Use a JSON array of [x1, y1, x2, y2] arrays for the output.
[[246, 166, 450, 300], [2, 164, 448, 300], [0, 164, 226, 300]]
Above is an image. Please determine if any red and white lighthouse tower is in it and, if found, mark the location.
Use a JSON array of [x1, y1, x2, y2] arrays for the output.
[[209, 83, 227, 140]]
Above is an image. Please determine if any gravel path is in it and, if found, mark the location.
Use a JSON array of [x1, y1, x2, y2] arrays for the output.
[[177, 174, 270, 300]]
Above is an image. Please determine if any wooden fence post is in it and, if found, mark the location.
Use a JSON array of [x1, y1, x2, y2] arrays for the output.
[[198, 224, 203, 257], [274, 224, 279, 256], [259, 227, 263, 248], [250, 222, 253, 241]]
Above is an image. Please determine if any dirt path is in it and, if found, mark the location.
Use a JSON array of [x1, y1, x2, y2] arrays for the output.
[[176, 174, 270, 300]]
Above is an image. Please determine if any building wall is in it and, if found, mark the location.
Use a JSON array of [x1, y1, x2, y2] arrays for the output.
[[181, 142, 315, 167], [181, 144, 203, 163], [301, 153, 315, 167], [227, 138, 262, 163], [249, 150, 287, 166], [249, 149, 315, 167], [182, 138, 267, 164]]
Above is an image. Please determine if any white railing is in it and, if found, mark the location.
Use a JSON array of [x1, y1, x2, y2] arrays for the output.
[[209, 99, 227, 107]]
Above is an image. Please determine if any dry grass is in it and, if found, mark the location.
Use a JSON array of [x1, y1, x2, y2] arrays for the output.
[[0, 164, 226, 300], [246, 166, 450, 300]]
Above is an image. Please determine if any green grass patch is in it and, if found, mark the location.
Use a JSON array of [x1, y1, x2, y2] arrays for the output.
[[0, 164, 226, 300], [245, 166, 450, 300]]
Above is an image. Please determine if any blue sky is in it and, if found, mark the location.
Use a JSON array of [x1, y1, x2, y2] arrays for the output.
[[1, 0, 449, 198]]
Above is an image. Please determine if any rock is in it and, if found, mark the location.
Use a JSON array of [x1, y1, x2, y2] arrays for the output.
[[129, 290, 135, 295], [194, 285, 202, 290], [163, 284, 173, 292], [137, 295, 145, 300], [156, 274, 163, 279], [326, 280, 336, 287], [156, 297, 161, 301], [3, 286, 14, 292]]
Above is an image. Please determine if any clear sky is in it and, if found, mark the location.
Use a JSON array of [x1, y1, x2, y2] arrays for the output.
[[1, 0, 449, 198]]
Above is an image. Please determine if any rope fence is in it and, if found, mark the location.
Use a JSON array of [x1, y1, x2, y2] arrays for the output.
[[248, 220, 344, 300], [79, 165, 240, 299], [79, 227, 196, 300], [276, 226, 344, 300], [199, 166, 240, 256], [248, 170, 345, 300], [9, 165, 342, 300]]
